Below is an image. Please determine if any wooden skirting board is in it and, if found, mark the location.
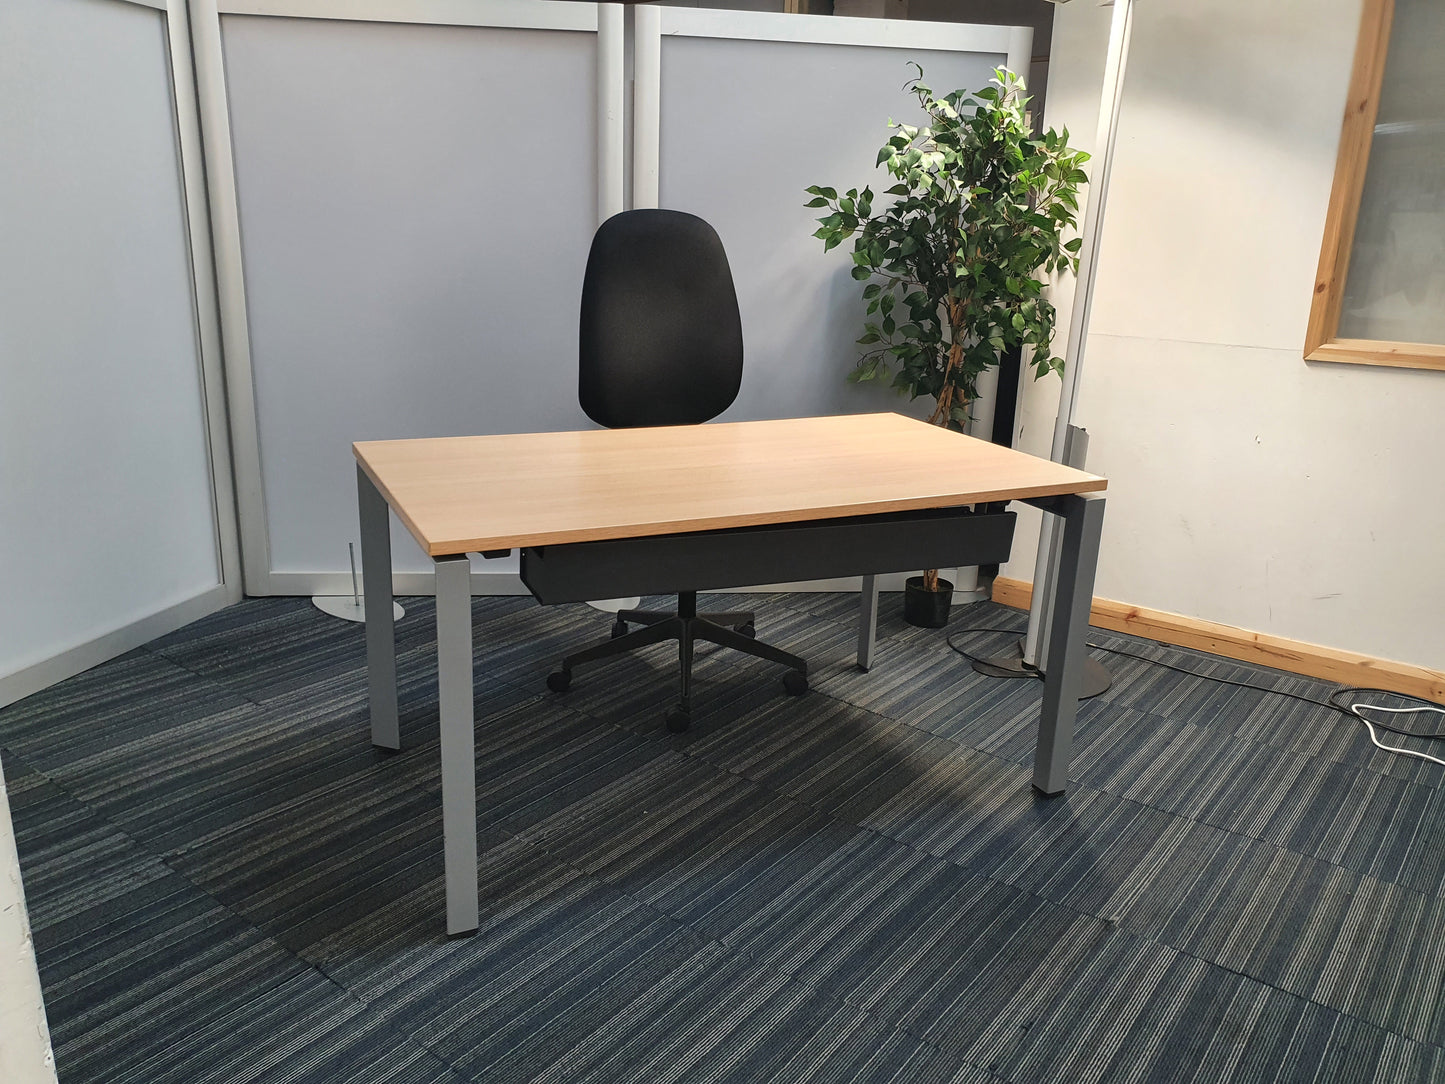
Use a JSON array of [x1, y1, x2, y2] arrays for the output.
[[990, 577, 1445, 704]]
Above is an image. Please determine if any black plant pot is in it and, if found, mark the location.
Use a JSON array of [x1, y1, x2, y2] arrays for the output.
[[903, 576, 953, 628]]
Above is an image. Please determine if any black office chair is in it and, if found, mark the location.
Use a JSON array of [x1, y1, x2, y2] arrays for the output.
[[544, 209, 808, 732]]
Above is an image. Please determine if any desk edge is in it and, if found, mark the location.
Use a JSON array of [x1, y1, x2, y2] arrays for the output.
[[412, 478, 1108, 557]]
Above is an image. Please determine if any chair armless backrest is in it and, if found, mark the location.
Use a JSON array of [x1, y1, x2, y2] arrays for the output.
[[579, 209, 743, 429]]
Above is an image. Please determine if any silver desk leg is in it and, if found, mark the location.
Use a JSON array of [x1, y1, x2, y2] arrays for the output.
[[358, 465, 399, 750], [1034, 493, 1106, 796], [434, 553, 478, 936], [857, 574, 879, 671]]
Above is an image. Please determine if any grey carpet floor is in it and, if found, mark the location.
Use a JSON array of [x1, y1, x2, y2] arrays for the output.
[[2, 591, 1443, 1084]]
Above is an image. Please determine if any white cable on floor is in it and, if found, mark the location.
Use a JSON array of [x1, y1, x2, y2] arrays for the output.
[[950, 629, 1445, 771], [1350, 702, 1445, 768]]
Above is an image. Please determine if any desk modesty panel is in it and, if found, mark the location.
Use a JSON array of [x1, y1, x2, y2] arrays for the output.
[[352, 412, 1107, 556]]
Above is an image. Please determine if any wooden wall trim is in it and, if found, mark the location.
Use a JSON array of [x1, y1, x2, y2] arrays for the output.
[[1305, 0, 1393, 359], [990, 576, 1445, 703], [1306, 338, 1445, 372], [1299, 0, 1445, 372]]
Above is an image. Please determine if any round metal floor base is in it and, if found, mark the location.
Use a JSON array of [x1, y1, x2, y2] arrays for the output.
[[311, 596, 404, 623], [585, 597, 643, 614], [971, 639, 1112, 699]]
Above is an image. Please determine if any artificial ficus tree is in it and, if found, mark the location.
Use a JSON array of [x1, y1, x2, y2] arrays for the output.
[[808, 67, 1089, 429], [806, 67, 1089, 595]]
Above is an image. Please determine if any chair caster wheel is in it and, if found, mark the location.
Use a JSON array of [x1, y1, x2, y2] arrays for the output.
[[738, 622, 756, 638], [546, 670, 572, 693], [665, 706, 692, 733], [610, 619, 628, 639], [783, 671, 809, 697]]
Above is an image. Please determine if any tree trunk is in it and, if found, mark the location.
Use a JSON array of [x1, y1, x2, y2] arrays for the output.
[[922, 301, 972, 591], [928, 300, 969, 427]]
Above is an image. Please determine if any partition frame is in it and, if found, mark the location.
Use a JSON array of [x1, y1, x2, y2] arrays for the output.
[[633, 7, 1033, 212], [166, 0, 244, 603], [631, 6, 1032, 598], [0, 0, 242, 708], [191, 0, 626, 595], [633, 7, 1032, 445]]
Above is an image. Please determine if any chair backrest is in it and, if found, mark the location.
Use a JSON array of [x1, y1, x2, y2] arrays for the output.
[[579, 209, 743, 429]]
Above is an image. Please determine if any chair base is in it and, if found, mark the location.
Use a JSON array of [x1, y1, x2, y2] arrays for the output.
[[547, 592, 807, 731], [616, 608, 756, 638]]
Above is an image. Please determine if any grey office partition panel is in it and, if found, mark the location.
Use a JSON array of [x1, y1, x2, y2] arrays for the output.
[[653, 22, 1011, 422], [219, 13, 600, 585], [0, 0, 231, 702]]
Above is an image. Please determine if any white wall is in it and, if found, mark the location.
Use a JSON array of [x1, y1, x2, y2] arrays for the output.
[[1006, 0, 1445, 671], [0, 0, 234, 706]]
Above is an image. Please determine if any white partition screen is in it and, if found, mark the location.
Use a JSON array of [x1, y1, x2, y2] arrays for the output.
[[639, 9, 1030, 424], [201, 0, 616, 593], [0, 0, 237, 706]]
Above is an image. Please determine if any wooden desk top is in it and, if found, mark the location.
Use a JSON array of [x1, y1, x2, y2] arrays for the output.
[[353, 412, 1106, 556]]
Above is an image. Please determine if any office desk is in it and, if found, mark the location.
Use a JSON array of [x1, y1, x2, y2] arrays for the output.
[[354, 413, 1106, 936]]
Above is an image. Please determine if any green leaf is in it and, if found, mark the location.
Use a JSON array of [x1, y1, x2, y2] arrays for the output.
[[805, 196, 829, 208], [805, 64, 1086, 411]]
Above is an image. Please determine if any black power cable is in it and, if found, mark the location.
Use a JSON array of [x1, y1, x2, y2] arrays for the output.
[[946, 627, 1445, 743]]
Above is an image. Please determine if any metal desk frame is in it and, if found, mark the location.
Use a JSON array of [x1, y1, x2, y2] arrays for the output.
[[358, 467, 1104, 937]]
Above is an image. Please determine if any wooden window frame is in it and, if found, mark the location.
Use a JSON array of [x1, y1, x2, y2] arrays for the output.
[[1306, 0, 1445, 371]]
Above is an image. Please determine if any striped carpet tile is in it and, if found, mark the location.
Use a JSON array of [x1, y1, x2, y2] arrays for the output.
[[810, 619, 1444, 899], [117, 968, 469, 1084], [2, 592, 1444, 1083], [3, 755, 314, 1082], [145, 595, 470, 706], [850, 726, 1445, 1045]]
